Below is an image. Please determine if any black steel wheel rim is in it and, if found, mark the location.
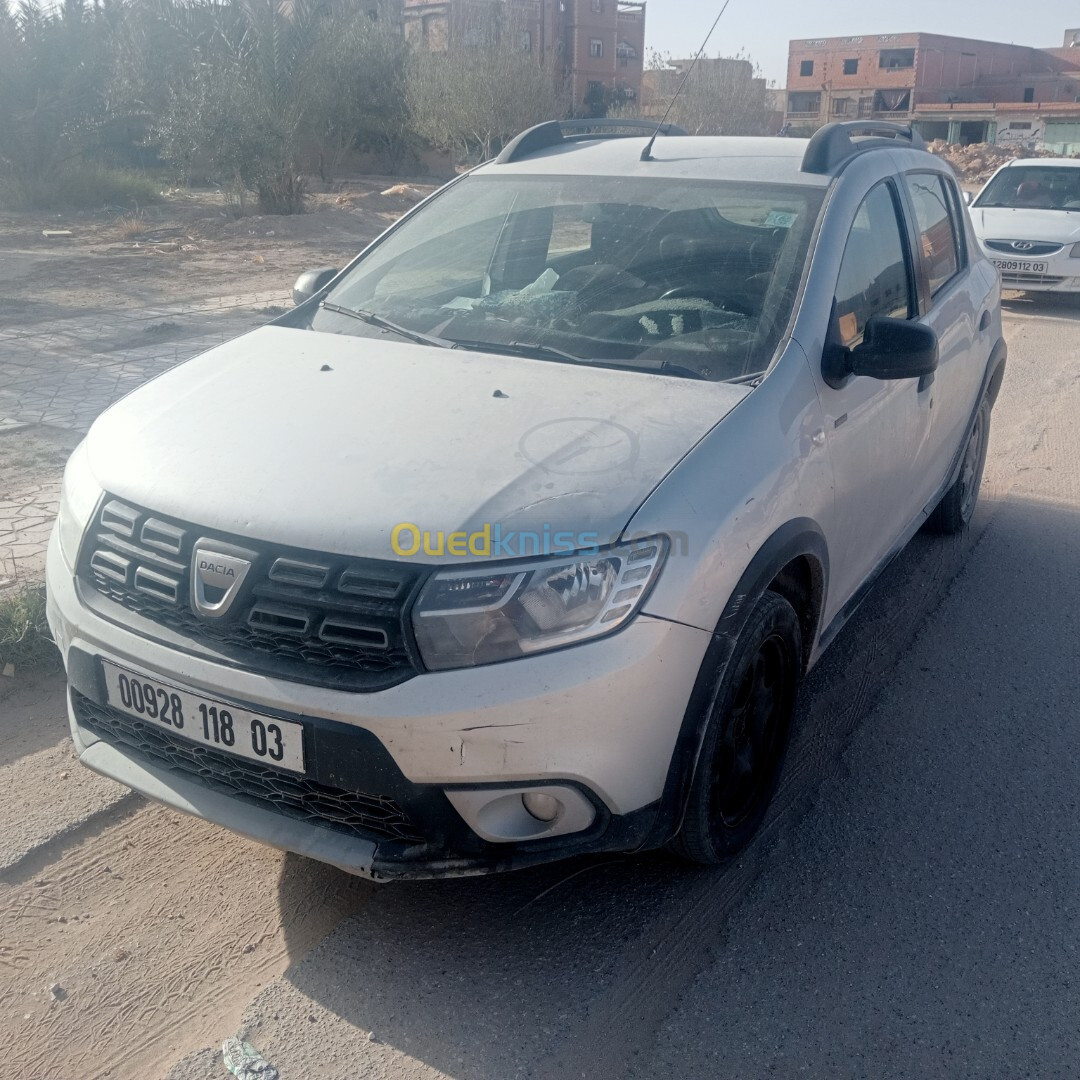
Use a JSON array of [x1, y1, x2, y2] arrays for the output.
[[709, 632, 793, 830]]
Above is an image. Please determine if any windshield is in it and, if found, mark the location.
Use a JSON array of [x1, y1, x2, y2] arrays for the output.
[[974, 165, 1080, 212], [316, 174, 825, 381]]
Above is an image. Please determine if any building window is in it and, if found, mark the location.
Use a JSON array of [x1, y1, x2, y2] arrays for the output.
[[879, 48, 915, 69], [590, 38, 604, 58], [1023, 87, 1035, 103], [858, 96, 873, 117], [591, 0, 602, 10], [800, 59, 814, 77], [787, 91, 821, 115], [843, 58, 859, 75], [1009, 121, 1033, 130], [832, 98, 852, 116], [520, 30, 532, 52]]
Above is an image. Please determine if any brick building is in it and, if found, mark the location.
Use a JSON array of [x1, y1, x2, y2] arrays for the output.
[[783, 31, 1080, 153], [403, 0, 646, 113]]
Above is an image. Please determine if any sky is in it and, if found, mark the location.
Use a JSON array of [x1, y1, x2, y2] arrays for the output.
[[644, 0, 1079, 85]]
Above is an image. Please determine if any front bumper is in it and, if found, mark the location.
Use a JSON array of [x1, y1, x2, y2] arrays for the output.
[[980, 246, 1080, 292], [47, 529, 711, 880]]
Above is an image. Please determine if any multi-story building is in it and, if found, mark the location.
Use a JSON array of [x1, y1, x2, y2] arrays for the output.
[[783, 31, 1080, 153], [403, 0, 646, 113]]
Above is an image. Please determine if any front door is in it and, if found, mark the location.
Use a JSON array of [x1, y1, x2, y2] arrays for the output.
[[815, 179, 936, 614]]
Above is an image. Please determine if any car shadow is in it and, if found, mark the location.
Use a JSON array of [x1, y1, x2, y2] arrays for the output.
[[265, 483, 1078, 1078], [1002, 290, 1080, 321]]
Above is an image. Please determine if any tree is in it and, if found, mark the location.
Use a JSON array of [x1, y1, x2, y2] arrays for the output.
[[406, 5, 570, 164], [0, 0, 115, 205], [304, 2, 413, 177], [149, 0, 331, 212], [644, 50, 771, 137]]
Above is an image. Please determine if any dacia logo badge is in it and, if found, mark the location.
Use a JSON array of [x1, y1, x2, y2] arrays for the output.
[[191, 540, 255, 619]]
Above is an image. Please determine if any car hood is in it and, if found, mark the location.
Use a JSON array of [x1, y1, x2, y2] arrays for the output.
[[970, 205, 1080, 244], [86, 326, 750, 561]]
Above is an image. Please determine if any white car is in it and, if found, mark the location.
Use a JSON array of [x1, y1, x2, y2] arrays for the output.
[[969, 157, 1080, 293], [47, 120, 1005, 881]]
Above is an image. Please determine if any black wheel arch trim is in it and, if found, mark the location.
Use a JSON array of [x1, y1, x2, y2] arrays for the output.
[[643, 518, 829, 850], [929, 335, 1007, 514]]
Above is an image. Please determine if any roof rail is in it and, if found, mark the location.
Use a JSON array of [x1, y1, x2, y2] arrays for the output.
[[801, 121, 927, 175], [496, 118, 687, 165]]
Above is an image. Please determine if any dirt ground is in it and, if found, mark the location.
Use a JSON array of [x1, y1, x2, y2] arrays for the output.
[[0, 179, 435, 331], [0, 178, 430, 1079]]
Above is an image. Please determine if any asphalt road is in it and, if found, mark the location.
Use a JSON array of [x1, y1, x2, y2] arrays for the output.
[[162, 293, 1080, 1080]]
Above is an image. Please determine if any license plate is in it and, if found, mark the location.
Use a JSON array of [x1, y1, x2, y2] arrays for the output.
[[993, 260, 1048, 273], [101, 661, 306, 773]]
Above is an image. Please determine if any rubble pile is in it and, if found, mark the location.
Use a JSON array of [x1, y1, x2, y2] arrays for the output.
[[927, 140, 1071, 183]]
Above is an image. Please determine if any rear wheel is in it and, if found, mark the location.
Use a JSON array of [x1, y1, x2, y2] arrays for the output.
[[928, 395, 991, 535], [672, 591, 802, 864]]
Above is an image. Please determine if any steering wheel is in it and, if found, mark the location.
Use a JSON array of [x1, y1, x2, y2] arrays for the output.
[[660, 286, 714, 301], [658, 286, 752, 318]]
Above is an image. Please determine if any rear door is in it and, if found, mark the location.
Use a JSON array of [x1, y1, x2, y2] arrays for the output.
[[900, 170, 985, 486]]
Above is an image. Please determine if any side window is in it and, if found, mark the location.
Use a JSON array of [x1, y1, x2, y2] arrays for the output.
[[834, 182, 913, 349], [904, 173, 961, 295]]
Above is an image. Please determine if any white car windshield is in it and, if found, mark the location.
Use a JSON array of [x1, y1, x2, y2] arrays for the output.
[[316, 174, 825, 381], [974, 165, 1080, 212]]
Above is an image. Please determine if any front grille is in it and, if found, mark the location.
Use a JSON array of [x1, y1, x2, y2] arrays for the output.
[[1000, 272, 1066, 287], [73, 692, 424, 843], [985, 239, 1063, 257], [79, 497, 423, 691]]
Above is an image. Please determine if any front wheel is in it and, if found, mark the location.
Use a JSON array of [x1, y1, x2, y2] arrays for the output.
[[672, 591, 802, 865], [927, 395, 991, 535]]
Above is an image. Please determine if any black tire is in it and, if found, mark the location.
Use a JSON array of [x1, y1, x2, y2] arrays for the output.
[[927, 395, 991, 535], [671, 591, 802, 865]]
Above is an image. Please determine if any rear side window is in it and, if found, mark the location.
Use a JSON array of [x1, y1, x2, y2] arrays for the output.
[[904, 173, 961, 295], [834, 181, 913, 348]]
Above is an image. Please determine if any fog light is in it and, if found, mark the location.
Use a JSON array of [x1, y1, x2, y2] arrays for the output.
[[522, 791, 561, 822]]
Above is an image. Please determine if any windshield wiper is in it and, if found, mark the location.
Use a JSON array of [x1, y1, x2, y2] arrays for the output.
[[320, 302, 452, 349], [451, 338, 711, 380], [450, 338, 591, 365]]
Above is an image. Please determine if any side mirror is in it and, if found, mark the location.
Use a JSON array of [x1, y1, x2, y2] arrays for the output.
[[292, 267, 340, 307], [962, 190, 973, 206], [847, 315, 939, 381]]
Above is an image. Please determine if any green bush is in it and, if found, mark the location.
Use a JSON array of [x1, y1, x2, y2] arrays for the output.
[[0, 164, 161, 210], [0, 585, 61, 677]]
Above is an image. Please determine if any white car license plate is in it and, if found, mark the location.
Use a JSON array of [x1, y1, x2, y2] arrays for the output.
[[993, 259, 1048, 273], [101, 661, 306, 773]]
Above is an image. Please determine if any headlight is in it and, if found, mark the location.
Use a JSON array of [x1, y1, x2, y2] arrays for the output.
[[1070, 243, 1080, 258], [56, 441, 101, 568], [412, 536, 668, 670]]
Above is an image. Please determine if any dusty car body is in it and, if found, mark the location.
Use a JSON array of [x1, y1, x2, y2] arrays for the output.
[[48, 121, 1005, 880]]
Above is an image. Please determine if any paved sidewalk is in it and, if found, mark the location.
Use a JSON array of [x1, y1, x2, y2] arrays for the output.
[[0, 291, 287, 586]]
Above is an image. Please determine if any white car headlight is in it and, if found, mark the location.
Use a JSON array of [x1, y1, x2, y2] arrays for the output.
[[412, 536, 668, 670], [56, 441, 102, 569]]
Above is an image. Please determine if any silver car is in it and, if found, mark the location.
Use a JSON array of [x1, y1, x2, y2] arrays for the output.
[[47, 120, 1005, 880]]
